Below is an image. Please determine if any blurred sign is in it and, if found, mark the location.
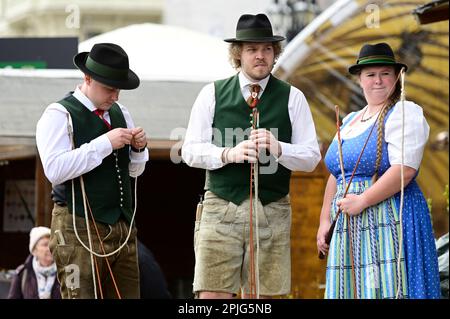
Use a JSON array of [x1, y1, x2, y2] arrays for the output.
[[0, 61, 47, 69], [0, 37, 78, 69]]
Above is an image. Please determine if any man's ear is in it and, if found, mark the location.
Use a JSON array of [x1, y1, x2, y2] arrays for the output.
[[84, 74, 91, 85]]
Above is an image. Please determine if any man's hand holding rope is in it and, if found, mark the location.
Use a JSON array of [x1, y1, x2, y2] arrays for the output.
[[130, 126, 147, 150]]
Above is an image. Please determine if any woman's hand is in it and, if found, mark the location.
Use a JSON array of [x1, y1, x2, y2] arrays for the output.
[[317, 219, 331, 256], [336, 193, 368, 216]]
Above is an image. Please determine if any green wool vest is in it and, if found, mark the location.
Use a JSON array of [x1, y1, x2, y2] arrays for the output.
[[209, 74, 292, 205], [59, 95, 133, 225]]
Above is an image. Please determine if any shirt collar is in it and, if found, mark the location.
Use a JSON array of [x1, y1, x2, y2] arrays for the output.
[[73, 85, 97, 112], [238, 72, 270, 93]]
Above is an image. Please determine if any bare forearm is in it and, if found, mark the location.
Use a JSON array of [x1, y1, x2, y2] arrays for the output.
[[320, 175, 337, 224], [361, 165, 416, 208]]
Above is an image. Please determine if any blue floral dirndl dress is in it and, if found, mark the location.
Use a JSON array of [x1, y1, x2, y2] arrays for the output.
[[323, 108, 440, 299]]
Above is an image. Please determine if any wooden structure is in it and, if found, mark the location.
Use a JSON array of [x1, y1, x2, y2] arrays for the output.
[[290, 164, 328, 298], [413, 0, 449, 24]]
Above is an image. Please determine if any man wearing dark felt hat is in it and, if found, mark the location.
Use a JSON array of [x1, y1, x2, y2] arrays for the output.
[[36, 43, 149, 298], [182, 13, 321, 299]]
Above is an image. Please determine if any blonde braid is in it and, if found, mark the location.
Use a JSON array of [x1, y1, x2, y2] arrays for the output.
[[372, 105, 389, 184]]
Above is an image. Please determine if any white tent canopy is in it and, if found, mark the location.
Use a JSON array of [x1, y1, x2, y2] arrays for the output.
[[79, 23, 235, 82]]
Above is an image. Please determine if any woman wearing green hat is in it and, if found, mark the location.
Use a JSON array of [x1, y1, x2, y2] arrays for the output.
[[317, 43, 440, 298]]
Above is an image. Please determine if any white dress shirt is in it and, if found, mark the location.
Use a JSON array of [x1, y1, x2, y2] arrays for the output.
[[339, 100, 429, 170], [181, 72, 321, 172], [36, 86, 149, 185]]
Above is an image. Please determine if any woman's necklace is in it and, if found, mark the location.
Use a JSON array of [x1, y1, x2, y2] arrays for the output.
[[360, 107, 379, 122]]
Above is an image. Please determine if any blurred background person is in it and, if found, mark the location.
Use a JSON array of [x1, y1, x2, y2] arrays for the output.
[[138, 240, 171, 299], [7, 226, 61, 299]]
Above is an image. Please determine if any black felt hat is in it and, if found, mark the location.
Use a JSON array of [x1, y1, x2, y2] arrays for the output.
[[224, 13, 285, 43], [74, 43, 140, 90]]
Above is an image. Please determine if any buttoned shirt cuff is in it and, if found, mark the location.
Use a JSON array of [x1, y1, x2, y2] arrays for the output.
[[130, 148, 149, 163]]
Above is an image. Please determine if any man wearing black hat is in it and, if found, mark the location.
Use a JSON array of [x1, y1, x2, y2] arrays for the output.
[[36, 43, 148, 298], [182, 14, 321, 298]]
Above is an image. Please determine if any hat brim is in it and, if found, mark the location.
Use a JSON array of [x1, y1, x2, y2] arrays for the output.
[[74, 52, 140, 90], [224, 35, 285, 43], [348, 61, 408, 75]]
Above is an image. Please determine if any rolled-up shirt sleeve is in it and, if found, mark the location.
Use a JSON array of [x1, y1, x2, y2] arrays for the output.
[[385, 101, 429, 170]]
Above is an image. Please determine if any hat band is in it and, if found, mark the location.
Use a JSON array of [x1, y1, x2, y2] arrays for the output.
[[86, 56, 128, 79], [358, 55, 396, 64], [236, 28, 273, 40]]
